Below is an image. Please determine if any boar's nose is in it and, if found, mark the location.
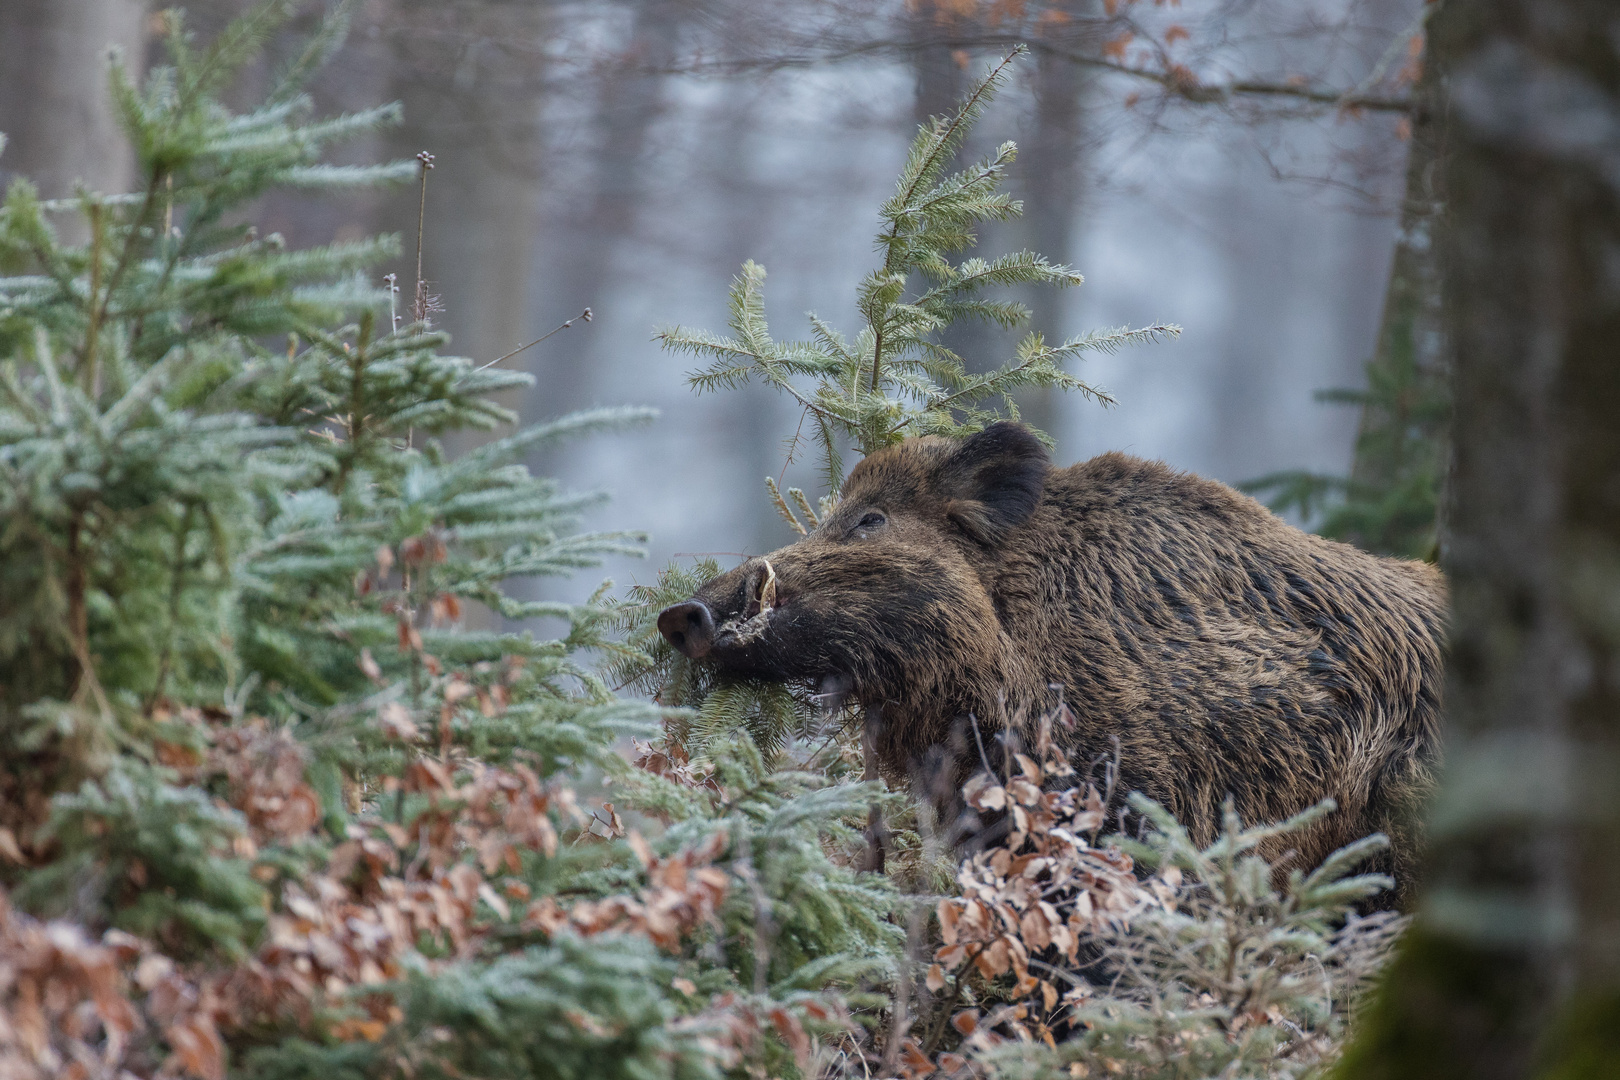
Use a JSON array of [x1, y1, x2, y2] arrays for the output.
[[658, 600, 716, 659]]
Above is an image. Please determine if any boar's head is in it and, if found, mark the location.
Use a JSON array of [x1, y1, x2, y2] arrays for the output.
[[657, 422, 1050, 755]]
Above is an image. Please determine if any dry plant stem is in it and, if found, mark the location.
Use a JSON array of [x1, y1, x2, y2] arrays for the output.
[[147, 502, 197, 710], [82, 203, 104, 396], [412, 150, 435, 323], [881, 901, 927, 1073], [859, 707, 889, 873], [475, 308, 592, 371], [924, 943, 988, 1053], [384, 273, 399, 332]]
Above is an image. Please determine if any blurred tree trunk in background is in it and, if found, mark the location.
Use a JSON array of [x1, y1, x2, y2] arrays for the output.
[[527, 0, 683, 431], [376, 0, 547, 405], [909, 3, 966, 127], [1338, 0, 1620, 1075], [909, 2, 999, 380], [368, 0, 550, 629], [1342, 5, 1450, 558], [1209, 177, 1297, 479], [0, 0, 147, 226], [1013, 22, 1089, 444], [704, 99, 788, 555]]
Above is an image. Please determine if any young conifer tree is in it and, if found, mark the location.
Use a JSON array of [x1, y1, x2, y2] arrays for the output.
[[0, 4, 900, 1077], [626, 47, 1177, 757]]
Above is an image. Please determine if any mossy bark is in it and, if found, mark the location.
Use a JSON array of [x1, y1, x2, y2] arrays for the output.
[[1337, 0, 1620, 1075], [1342, 31, 1449, 560]]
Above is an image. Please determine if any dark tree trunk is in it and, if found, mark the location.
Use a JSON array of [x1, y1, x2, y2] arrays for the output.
[[375, 0, 548, 388], [1338, 0, 1620, 1075], [1343, 22, 1450, 558], [907, 2, 997, 379], [525, 0, 683, 430], [1014, 34, 1088, 444], [0, 0, 147, 213]]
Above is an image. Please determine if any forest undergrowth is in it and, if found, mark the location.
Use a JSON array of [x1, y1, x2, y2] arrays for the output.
[[0, 4, 1404, 1078]]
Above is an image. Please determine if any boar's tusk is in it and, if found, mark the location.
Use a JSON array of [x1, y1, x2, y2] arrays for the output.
[[757, 559, 777, 612], [719, 559, 780, 647]]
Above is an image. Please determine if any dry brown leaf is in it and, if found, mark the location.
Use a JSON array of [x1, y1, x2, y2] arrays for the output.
[[937, 898, 960, 946], [976, 937, 1010, 978], [767, 1006, 810, 1070]]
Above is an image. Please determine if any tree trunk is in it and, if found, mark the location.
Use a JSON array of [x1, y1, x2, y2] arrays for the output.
[[1343, 16, 1449, 558], [525, 0, 683, 431], [376, 1, 547, 392], [1014, 31, 1088, 444], [907, 2, 1004, 380], [368, 0, 550, 630], [0, 0, 147, 213], [1337, 0, 1620, 1075]]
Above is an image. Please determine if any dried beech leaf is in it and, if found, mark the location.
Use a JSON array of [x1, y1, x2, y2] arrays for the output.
[[937, 898, 960, 946]]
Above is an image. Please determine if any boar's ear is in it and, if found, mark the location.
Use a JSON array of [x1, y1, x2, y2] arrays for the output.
[[939, 422, 1049, 544]]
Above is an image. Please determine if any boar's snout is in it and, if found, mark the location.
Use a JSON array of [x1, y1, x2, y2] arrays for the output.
[[658, 600, 716, 659]]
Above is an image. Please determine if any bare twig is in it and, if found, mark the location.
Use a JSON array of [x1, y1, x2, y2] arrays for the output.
[[1343, 0, 1440, 104], [412, 150, 435, 324], [922, 943, 988, 1053], [384, 272, 400, 332], [643, 36, 1414, 113], [476, 308, 594, 371]]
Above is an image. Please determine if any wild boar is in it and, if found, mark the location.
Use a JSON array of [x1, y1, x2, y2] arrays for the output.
[[658, 422, 1445, 897]]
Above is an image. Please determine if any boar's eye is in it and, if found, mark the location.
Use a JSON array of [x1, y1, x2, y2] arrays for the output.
[[852, 510, 887, 537]]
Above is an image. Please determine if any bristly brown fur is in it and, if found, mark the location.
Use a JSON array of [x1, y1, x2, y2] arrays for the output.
[[680, 422, 1446, 904]]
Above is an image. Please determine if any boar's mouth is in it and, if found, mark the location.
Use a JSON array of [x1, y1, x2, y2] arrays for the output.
[[714, 558, 778, 647], [656, 560, 859, 700], [658, 558, 784, 662]]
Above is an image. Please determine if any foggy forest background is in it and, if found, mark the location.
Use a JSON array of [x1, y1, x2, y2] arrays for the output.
[[0, 0, 1423, 611]]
